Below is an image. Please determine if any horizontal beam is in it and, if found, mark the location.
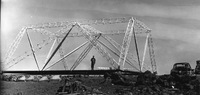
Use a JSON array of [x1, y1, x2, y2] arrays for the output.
[[1, 70, 142, 75], [26, 17, 130, 29], [54, 30, 150, 38]]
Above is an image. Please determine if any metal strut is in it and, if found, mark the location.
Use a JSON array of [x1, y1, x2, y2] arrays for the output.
[[45, 38, 57, 63], [4, 35, 55, 70], [78, 24, 119, 69], [41, 24, 75, 70], [148, 34, 157, 73], [76, 25, 139, 71], [70, 34, 101, 70], [70, 44, 93, 70], [141, 33, 150, 71], [133, 22, 141, 72], [56, 38, 67, 70], [26, 30, 40, 71], [97, 40, 140, 71], [4, 27, 26, 65], [45, 41, 89, 70], [101, 35, 121, 53], [102, 35, 138, 64], [118, 17, 135, 70]]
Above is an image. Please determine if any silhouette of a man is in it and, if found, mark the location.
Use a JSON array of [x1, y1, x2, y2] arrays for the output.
[[91, 56, 96, 70]]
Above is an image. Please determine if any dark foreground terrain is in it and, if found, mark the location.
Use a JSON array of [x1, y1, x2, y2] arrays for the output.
[[1, 77, 128, 95], [1, 74, 200, 95], [1, 81, 62, 95]]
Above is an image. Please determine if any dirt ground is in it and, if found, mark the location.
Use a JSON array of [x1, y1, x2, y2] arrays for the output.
[[1, 76, 131, 95], [1, 81, 62, 95], [1, 75, 200, 95]]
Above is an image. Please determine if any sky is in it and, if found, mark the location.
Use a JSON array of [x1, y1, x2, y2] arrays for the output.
[[1, 0, 200, 74]]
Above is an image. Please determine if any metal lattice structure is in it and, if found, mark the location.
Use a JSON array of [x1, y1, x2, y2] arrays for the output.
[[3, 17, 157, 73]]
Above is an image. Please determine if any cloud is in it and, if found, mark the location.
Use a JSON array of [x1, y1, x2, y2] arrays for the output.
[[129, 0, 200, 6], [154, 37, 200, 74], [115, 3, 200, 21], [151, 22, 200, 45], [5, 0, 200, 21]]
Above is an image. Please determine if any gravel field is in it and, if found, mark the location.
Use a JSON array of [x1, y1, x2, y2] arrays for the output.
[[1, 81, 62, 95], [1, 75, 200, 95], [1, 77, 127, 95]]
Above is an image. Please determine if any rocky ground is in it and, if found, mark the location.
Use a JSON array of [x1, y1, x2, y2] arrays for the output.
[[1, 72, 200, 95], [1, 81, 62, 95], [1, 76, 131, 95]]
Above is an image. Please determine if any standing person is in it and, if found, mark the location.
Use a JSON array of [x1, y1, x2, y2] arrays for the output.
[[91, 56, 96, 70]]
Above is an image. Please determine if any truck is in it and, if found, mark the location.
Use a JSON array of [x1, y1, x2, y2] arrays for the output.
[[195, 60, 200, 74]]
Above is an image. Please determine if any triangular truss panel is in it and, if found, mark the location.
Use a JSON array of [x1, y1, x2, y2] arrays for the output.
[[3, 17, 157, 73]]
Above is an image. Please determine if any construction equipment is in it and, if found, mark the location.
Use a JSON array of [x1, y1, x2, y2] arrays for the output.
[[56, 79, 105, 95], [101, 70, 135, 86], [195, 60, 200, 74]]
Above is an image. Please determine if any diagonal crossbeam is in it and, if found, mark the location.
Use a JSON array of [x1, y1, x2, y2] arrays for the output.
[[77, 24, 119, 69], [97, 40, 140, 71], [70, 34, 101, 70], [4, 27, 26, 65], [45, 38, 57, 64], [44, 41, 89, 70], [141, 33, 150, 71], [102, 35, 138, 63], [118, 17, 135, 70], [56, 38, 67, 70], [26, 30, 40, 71], [41, 24, 75, 70]]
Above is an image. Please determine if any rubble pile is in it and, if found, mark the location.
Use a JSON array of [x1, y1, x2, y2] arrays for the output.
[[120, 71, 200, 95], [55, 71, 200, 95], [56, 78, 105, 95]]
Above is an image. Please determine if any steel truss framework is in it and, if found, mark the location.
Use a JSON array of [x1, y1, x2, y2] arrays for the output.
[[3, 17, 157, 73]]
